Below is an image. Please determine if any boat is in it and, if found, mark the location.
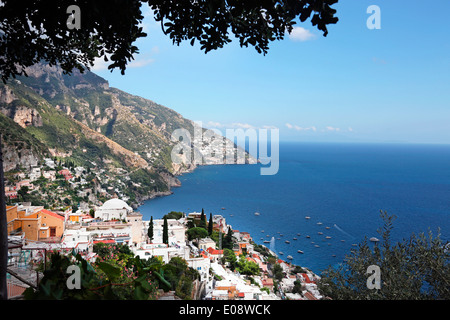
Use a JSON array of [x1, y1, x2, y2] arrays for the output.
[[285, 240, 290, 244], [221, 207, 226, 210], [325, 236, 332, 239], [293, 237, 298, 240], [370, 237, 380, 242], [305, 216, 310, 219], [317, 222, 323, 225], [230, 214, 233, 217], [261, 230, 265, 233], [306, 235, 310, 238], [297, 233, 301, 236], [279, 252, 284, 255], [297, 250, 304, 254], [318, 232, 323, 235], [287, 255, 293, 260], [263, 240, 270, 243], [266, 234, 270, 237], [314, 245, 320, 248], [325, 226, 330, 230], [254, 212, 260, 216]]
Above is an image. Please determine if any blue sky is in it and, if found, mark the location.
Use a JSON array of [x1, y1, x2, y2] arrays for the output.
[[93, 0, 450, 144]]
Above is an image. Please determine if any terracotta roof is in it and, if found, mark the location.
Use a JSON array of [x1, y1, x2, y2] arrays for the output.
[[93, 239, 116, 244], [304, 292, 318, 300], [40, 209, 65, 220], [300, 273, 314, 283], [206, 247, 223, 255]]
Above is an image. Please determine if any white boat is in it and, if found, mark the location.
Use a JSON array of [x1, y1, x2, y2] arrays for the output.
[[293, 238, 298, 240], [306, 235, 310, 238], [318, 232, 323, 235], [325, 236, 332, 239], [297, 250, 304, 254], [305, 216, 311, 219], [285, 240, 290, 244], [317, 222, 323, 225], [370, 237, 380, 242], [254, 212, 260, 216], [287, 255, 293, 260], [279, 252, 284, 255], [314, 245, 320, 248]]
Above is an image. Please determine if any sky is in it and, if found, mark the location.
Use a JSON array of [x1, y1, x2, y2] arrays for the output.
[[93, 0, 450, 144]]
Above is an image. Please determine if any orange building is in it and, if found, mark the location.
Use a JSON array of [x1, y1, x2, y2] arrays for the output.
[[6, 205, 65, 242]]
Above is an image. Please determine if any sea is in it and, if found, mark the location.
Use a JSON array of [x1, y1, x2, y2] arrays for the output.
[[138, 142, 450, 275]]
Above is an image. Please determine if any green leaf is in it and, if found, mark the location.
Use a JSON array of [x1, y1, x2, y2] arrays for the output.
[[97, 262, 121, 282], [153, 270, 171, 291]]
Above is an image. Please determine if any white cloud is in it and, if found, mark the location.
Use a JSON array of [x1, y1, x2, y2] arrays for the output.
[[91, 55, 155, 72], [128, 58, 155, 68], [205, 121, 224, 128], [230, 122, 255, 129], [262, 125, 279, 130], [286, 124, 354, 133], [286, 123, 316, 131], [288, 27, 316, 42]]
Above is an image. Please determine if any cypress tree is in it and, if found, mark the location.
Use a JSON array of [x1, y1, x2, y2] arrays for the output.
[[199, 209, 207, 229], [162, 216, 169, 245], [208, 213, 213, 235], [148, 216, 154, 243]]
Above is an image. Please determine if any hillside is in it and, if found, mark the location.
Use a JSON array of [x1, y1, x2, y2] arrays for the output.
[[0, 63, 246, 206]]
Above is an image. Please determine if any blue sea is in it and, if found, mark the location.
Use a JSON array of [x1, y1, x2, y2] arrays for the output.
[[139, 142, 450, 274]]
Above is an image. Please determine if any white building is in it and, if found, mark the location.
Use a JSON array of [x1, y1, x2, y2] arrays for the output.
[[135, 243, 190, 264], [61, 229, 93, 254], [143, 218, 186, 245], [95, 198, 133, 221], [186, 257, 211, 283], [127, 211, 144, 246], [198, 237, 216, 251]]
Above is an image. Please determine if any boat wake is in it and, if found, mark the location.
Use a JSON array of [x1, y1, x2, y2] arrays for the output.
[[333, 224, 354, 239]]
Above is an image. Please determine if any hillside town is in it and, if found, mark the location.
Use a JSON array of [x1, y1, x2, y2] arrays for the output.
[[5, 161, 323, 300]]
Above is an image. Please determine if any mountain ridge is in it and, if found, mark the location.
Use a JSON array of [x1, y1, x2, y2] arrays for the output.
[[0, 63, 203, 206]]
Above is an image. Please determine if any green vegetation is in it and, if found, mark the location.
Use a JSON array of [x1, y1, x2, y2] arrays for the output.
[[318, 211, 450, 300], [147, 216, 154, 243], [186, 227, 208, 241], [25, 243, 199, 300], [163, 211, 184, 220], [162, 216, 169, 245]]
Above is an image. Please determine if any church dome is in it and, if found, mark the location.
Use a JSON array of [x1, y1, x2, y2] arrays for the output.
[[100, 199, 132, 211]]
